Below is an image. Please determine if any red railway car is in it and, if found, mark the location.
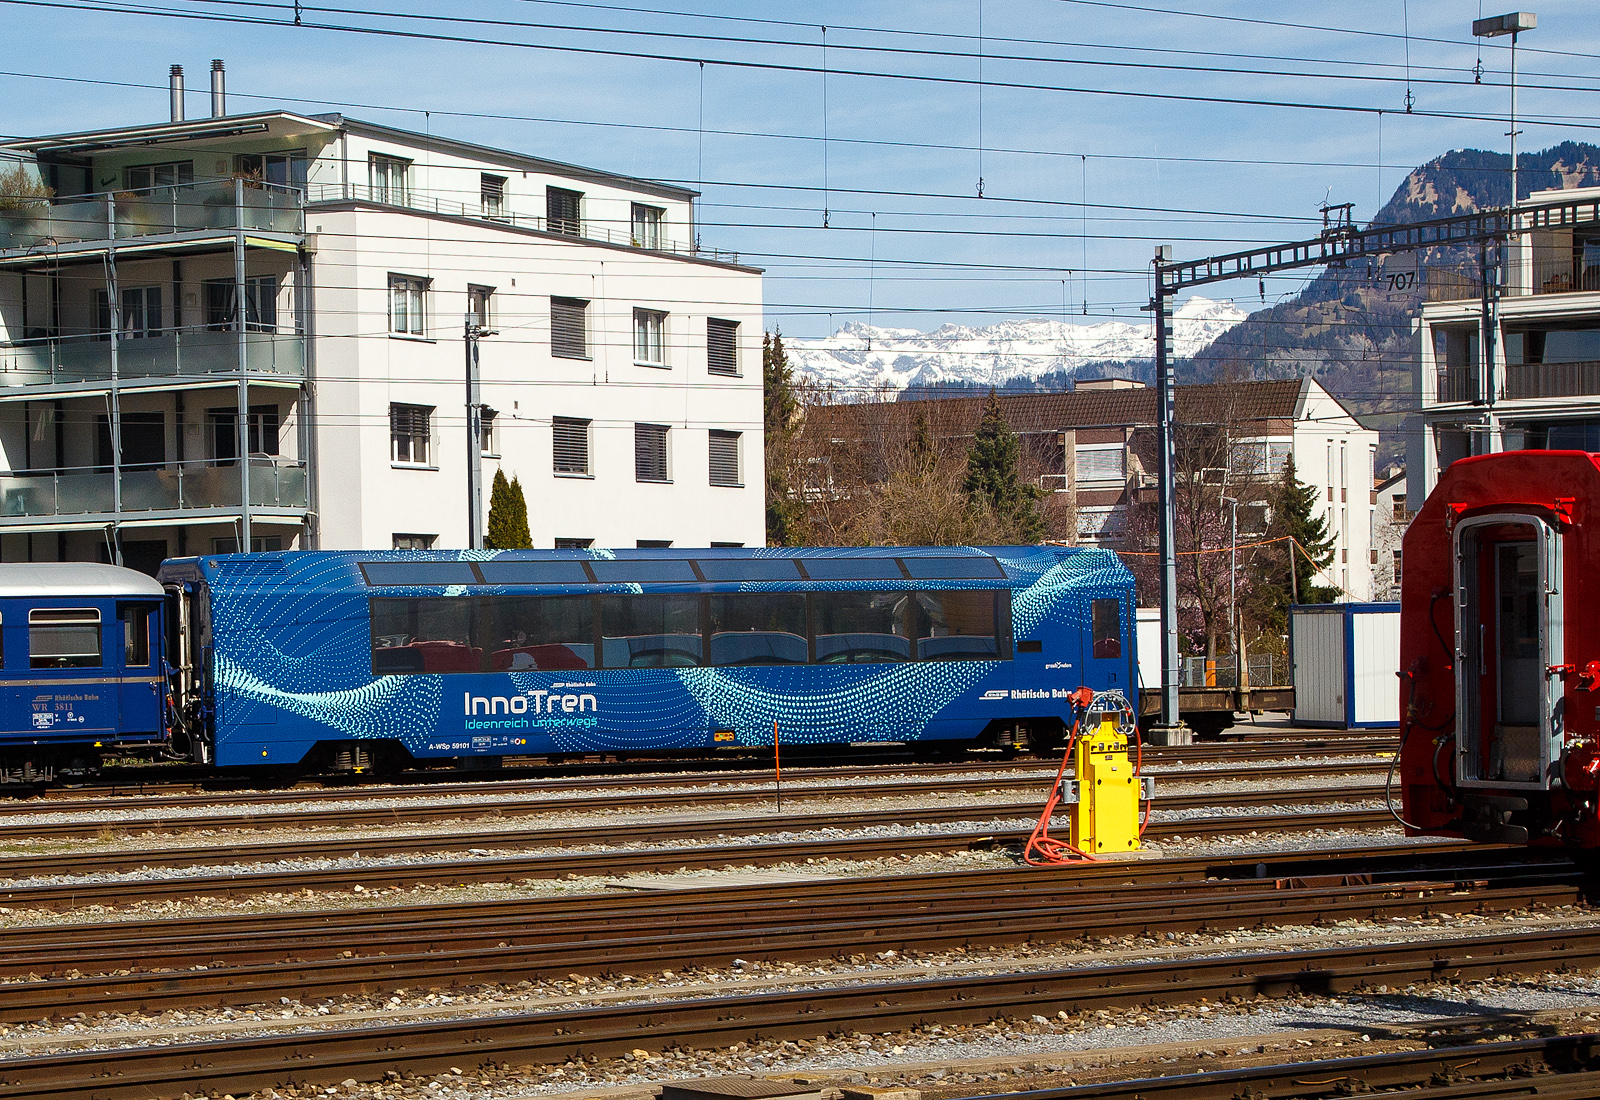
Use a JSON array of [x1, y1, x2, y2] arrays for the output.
[[1400, 450, 1600, 849]]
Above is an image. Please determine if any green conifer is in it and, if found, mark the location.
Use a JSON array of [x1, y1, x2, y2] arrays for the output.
[[962, 390, 1045, 542], [486, 469, 532, 549]]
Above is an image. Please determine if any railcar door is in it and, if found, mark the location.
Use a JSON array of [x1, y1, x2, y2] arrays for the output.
[[1454, 513, 1564, 789], [1083, 594, 1131, 692], [115, 602, 164, 739]]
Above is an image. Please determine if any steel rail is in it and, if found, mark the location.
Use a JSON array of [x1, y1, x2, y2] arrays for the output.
[[0, 867, 1577, 1022], [0, 780, 1390, 841], [0, 926, 1594, 1100], [6, 760, 1389, 821], [0, 807, 1401, 909]]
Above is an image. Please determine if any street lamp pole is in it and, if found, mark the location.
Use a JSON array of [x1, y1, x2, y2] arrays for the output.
[[1473, 12, 1537, 213], [1222, 495, 1238, 682], [464, 313, 497, 550]]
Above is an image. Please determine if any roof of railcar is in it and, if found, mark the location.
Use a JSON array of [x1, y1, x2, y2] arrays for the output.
[[163, 545, 1130, 595], [0, 563, 165, 598]]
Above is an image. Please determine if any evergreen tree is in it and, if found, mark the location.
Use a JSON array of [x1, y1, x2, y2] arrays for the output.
[[907, 408, 937, 473], [1249, 455, 1338, 633], [764, 330, 806, 545], [486, 469, 532, 549], [962, 390, 1045, 542]]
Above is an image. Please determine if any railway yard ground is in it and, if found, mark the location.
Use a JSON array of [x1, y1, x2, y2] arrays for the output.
[[3, 720, 1600, 1099]]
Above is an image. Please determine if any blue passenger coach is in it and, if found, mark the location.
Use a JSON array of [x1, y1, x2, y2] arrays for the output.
[[158, 545, 1135, 771], [0, 563, 167, 782]]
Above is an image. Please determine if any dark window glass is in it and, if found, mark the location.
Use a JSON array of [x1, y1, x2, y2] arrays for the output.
[[485, 596, 595, 671], [591, 559, 697, 584], [710, 593, 808, 665], [600, 594, 702, 668], [1091, 597, 1123, 659], [370, 598, 480, 675], [802, 558, 905, 581], [122, 607, 151, 668], [696, 558, 803, 582], [476, 560, 593, 585], [362, 561, 479, 587], [29, 609, 102, 669], [812, 591, 912, 663], [901, 556, 1006, 580], [916, 591, 999, 661]]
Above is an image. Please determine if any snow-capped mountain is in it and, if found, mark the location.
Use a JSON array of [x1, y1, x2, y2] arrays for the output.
[[787, 295, 1246, 395]]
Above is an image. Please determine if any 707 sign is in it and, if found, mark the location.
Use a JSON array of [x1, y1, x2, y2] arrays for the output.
[[1362, 257, 1418, 292]]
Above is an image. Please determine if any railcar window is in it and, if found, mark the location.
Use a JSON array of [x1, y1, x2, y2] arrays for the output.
[[1090, 598, 1123, 659], [476, 560, 592, 585], [802, 558, 905, 581], [710, 593, 808, 665], [485, 596, 595, 671], [812, 591, 912, 663], [361, 562, 479, 587], [590, 559, 698, 584], [916, 592, 999, 661], [123, 608, 151, 668], [29, 608, 102, 669], [696, 558, 803, 583], [600, 594, 703, 668], [901, 556, 1006, 581], [370, 598, 480, 675]]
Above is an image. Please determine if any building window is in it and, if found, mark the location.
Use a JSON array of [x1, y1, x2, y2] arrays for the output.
[[123, 161, 193, 190], [1393, 549, 1403, 585], [96, 412, 165, 472], [1075, 445, 1125, 482], [552, 416, 592, 476], [709, 430, 742, 487], [555, 537, 593, 549], [634, 309, 667, 365], [1392, 500, 1408, 523], [235, 151, 307, 188], [551, 297, 589, 359], [207, 404, 280, 464], [96, 286, 163, 339], [389, 274, 428, 336], [547, 186, 582, 236], [635, 423, 670, 483], [631, 203, 663, 248], [393, 534, 436, 550], [212, 535, 283, 553], [481, 174, 507, 220], [707, 318, 739, 376], [391, 403, 433, 465], [370, 154, 411, 205], [203, 276, 277, 332], [637, 540, 672, 548], [480, 409, 497, 456], [1370, 547, 1379, 566], [468, 284, 494, 329]]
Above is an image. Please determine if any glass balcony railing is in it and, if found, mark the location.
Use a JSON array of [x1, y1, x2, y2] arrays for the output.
[[0, 328, 304, 388], [0, 460, 308, 519], [0, 179, 303, 252]]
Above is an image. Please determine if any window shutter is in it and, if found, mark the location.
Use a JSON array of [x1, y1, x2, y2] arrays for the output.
[[547, 187, 582, 235], [1074, 446, 1124, 481], [709, 430, 741, 486], [552, 416, 591, 474], [390, 403, 432, 441], [635, 423, 669, 482], [707, 318, 739, 376], [551, 297, 588, 359]]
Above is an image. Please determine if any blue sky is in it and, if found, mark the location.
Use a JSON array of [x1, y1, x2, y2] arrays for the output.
[[4, 0, 1598, 338]]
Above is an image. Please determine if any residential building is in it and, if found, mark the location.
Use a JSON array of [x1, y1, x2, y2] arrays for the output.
[[0, 64, 764, 570], [806, 375, 1379, 599], [1370, 464, 1408, 602], [1410, 183, 1600, 507]]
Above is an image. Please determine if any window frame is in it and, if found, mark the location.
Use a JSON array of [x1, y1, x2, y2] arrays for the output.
[[390, 402, 435, 467], [631, 202, 664, 248], [393, 534, 437, 551], [480, 173, 508, 220], [369, 153, 412, 206], [550, 296, 590, 360], [552, 416, 593, 477], [546, 186, 583, 236], [633, 308, 668, 367], [634, 422, 671, 483], [467, 284, 495, 330], [708, 429, 742, 488], [707, 317, 740, 376], [388, 274, 430, 337]]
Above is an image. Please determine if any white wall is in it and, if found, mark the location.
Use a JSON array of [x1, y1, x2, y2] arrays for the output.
[[1292, 380, 1379, 601]]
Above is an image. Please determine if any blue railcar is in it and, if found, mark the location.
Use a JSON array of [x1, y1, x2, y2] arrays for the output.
[[158, 545, 1135, 771], [0, 563, 167, 782]]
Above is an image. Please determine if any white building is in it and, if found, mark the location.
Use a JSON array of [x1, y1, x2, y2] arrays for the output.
[[1411, 184, 1600, 506], [0, 64, 764, 570]]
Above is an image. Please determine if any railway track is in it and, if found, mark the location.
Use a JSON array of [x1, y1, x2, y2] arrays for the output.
[[0, 846, 1575, 1021], [0, 774, 1390, 840], [0, 806, 1402, 909], [0, 923, 1590, 1100]]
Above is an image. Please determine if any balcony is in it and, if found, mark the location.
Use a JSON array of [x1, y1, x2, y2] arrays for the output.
[[1528, 256, 1600, 296], [0, 180, 303, 254], [0, 459, 308, 522], [306, 182, 742, 263], [1505, 360, 1600, 400], [0, 328, 304, 391], [1435, 366, 1478, 403]]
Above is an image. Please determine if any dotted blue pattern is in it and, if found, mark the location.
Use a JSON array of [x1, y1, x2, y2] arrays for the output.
[[195, 546, 1133, 766]]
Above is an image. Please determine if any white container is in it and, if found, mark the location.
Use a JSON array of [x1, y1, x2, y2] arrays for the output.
[[1136, 607, 1162, 693], [1289, 602, 1401, 728]]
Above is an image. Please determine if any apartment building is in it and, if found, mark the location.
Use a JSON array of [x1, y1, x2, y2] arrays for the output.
[[0, 63, 764, 571], [1370, 464, 1408, 602], [1411, 184, 1600, 506], [807, 376, 1379, 599]]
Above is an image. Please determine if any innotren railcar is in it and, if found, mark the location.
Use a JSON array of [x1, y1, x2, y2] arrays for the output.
[[0, 545, 1134, 778]]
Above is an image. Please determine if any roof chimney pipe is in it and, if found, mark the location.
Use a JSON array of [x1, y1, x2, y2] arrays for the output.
[[210, 59, 226, 118], [169, 64, 185, 122]]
